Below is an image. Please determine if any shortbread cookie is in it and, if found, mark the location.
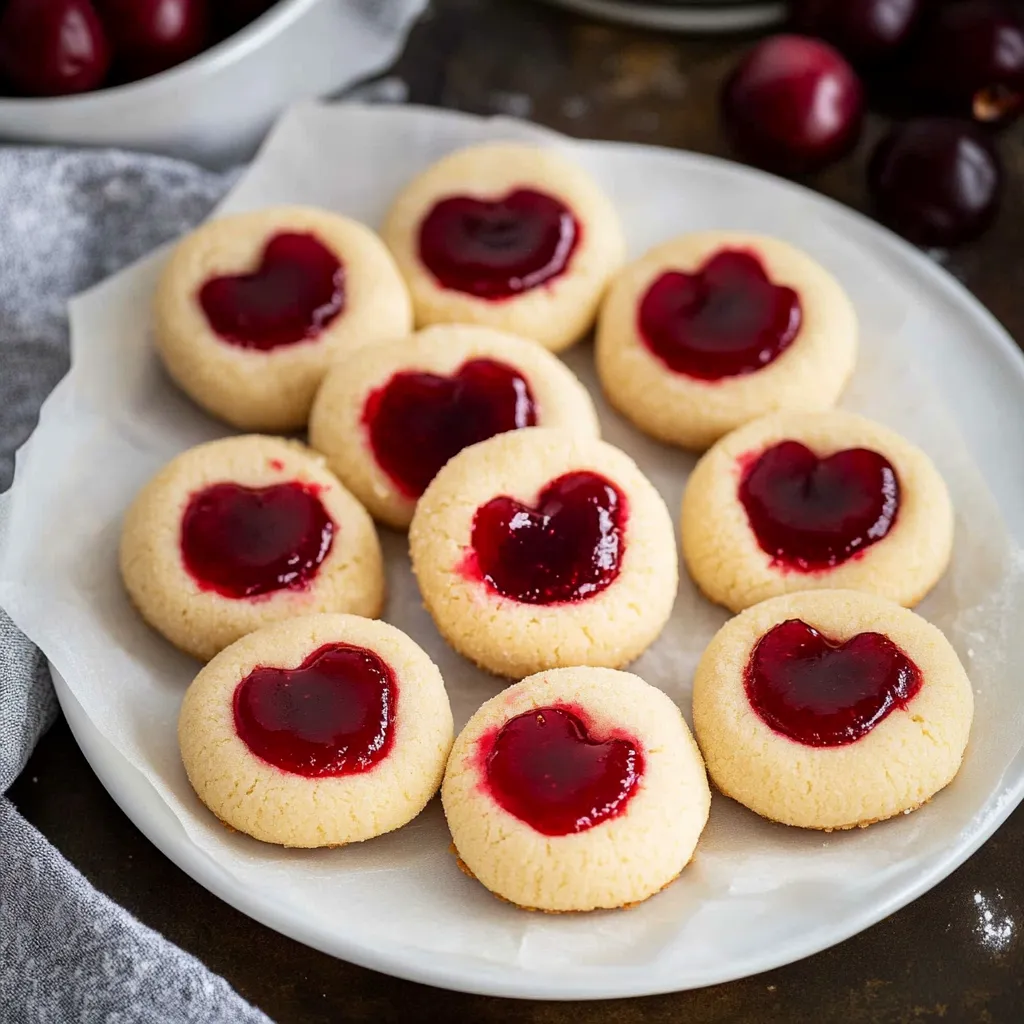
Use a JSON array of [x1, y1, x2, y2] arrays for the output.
[[443, 666, 710, 911], [179, 614, 454, 847], [409, 428, 678, 678], [309, 324, 601, 529], [681, 411, 953, 612], [154, 206, 412, 431], [596, 232, 857, 449], [120, 435, 384, 661], [382, 143, 625, 352], [692, 590, 973, 830]]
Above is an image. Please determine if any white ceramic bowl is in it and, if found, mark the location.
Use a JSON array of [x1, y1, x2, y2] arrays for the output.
[[0, 0, 380, 167]]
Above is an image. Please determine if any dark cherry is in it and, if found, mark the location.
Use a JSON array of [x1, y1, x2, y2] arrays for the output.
[[417, 189, 579, 300], [180, 481, 334, 599], [96, 0, 208, 81], [198, 232, 345, 351], [0, 0, 111, 97], [468, 472, 625, 605], [721, 34, 865, 176], [910, 0, 1024, 124], [637, 249, 801, 381], [213, 0, 275, 40], [233, 643, 395, 777], [364, 359, 537, 499], [745, 619, 922, 747], [739, 441, 899, 571], [790, 0, 923, 64], [868, 118, 1003, 248], [482, 705, 643, 836]]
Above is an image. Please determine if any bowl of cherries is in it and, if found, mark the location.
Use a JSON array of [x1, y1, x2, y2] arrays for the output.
[[720, 0, 1022, 247], [0, 0, 374, 166]]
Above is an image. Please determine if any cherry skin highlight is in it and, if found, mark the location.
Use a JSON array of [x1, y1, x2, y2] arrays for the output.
[[233, 643, 396, 777], [364, 358, 537, 499], [739, 441, 899, 571], [417, 189, 579, 300], [198, 232, 345, 351], [181, 481, 335, 599], [745, 619, 922, 747], [482, 705, 643, 836], [469, 471, 625, 605], [637, 249, 801, 381], [96, 0, 208, 81]]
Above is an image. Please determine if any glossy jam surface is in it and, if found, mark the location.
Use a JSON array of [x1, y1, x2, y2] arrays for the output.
[[469, 472, 625, 605], [198, 232, 345, 350], [482, 705, 643, 836], [233, 643, 396, 777], [745, 619, 922, 747], [638, 249, 802, 381], [364, 358, 537, 499], [417, 189, 579, 300], [181, 482, 334, 599], [739, 441, 899, 571]]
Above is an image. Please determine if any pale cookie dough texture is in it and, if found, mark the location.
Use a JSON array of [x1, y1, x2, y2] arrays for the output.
[[596, 232, 858, 450], [382, 142, 625, 352], [120, 435, 385, 661], [681, 410, 954, 612], [409, 429, 678, 678], [443, 667, 710, 911], [308, 323, 601, 529], [154, 206, 412, 431], [692, 590, 974, 830], [179, 614, 454, 847]]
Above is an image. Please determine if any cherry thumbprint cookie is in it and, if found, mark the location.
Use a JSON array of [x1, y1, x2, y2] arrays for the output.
[[382, 142, 625, 353], [154, 206, 412, 431], [443, 667, 710, 911], [408, 428, 678, 678], [681, 410, 953, 612], [692, 590, 973, 830], [120, 435, 384, 660], [308, 323, 599, 529], [179, 614, 453, 847], [596, 232, 857, 450]]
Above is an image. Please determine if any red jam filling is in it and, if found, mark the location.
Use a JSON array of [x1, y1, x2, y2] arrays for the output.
[[180, 481, 334, 599], [363, 358, 537, 499], [739, 441, 899, 571], [198, 231, 345, 350], [468, 471, 625, 605], [481, 705, 643, 836], [233, 643, 396, 777], [745, 619, 922, 747], [637, 249, 801, 380], [417, 189, 579, 300]]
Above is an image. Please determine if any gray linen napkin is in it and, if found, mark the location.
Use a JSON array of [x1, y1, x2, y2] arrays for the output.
[[0, 149, 276, 1023]]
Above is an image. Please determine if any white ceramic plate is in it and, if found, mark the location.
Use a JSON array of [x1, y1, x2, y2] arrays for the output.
[[13, 105, 1024, 999]]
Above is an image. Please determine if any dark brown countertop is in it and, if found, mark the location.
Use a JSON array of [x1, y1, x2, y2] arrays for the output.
[[9, 1, 1024, 1021]]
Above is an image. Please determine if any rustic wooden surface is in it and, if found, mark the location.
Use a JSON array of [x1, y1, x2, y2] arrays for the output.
[[9, 1, 1024, 1021]]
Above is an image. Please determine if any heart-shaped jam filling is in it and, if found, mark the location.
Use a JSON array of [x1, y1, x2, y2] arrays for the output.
[[364, 358, 537, 499], [233, 642, 396, 777], [482, 705, 643, 835], [417, 189, 579, 300], [739, 441, 899, 571], [637, 249, 801, 380], [746, 619, 922, 747], [198, 232, 345, 350], [181, 481, 334, 599], [467, 471, 625, 605]]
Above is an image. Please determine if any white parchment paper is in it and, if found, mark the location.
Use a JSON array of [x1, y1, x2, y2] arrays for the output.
[[3, 103, 1024, 992]]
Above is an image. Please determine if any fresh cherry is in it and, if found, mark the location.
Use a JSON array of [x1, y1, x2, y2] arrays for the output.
[[868, 118, 1003, 247], [910, 0, 1024, 124], [721, 35, 865, 176], [0, 0, 111, 97], [95, 0, 208, 81], [790, 0, 923, 64]]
